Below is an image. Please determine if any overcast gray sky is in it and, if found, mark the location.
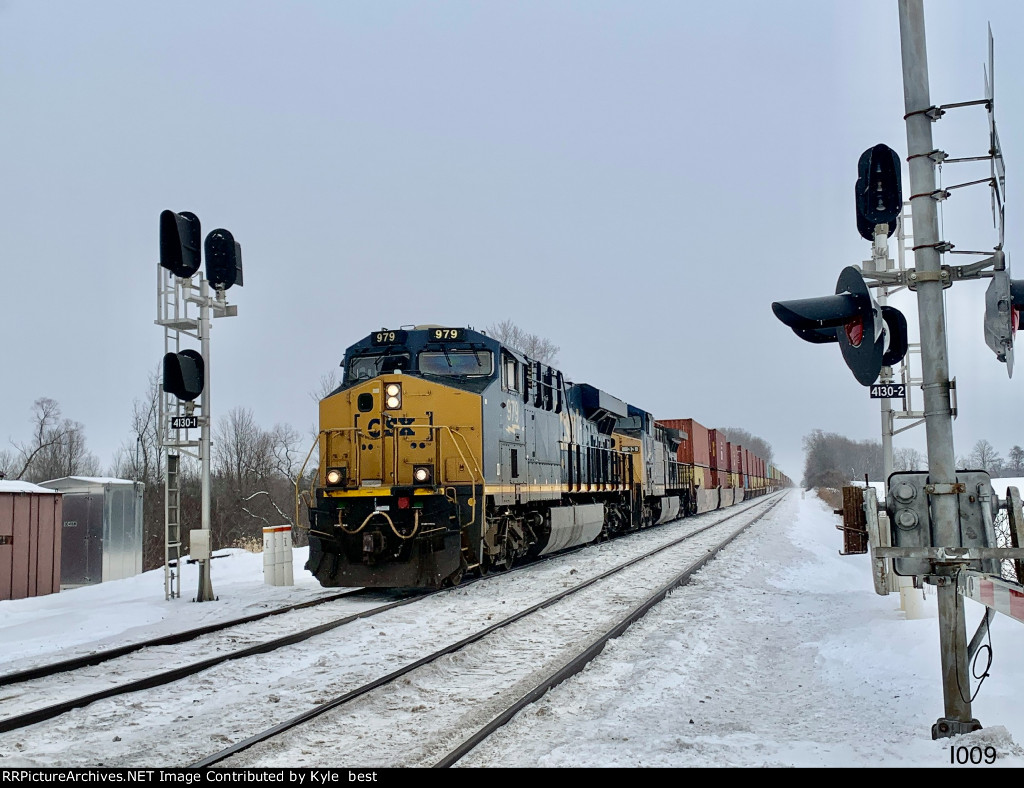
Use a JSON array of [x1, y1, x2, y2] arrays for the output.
[[1, 0, 1022, 483]]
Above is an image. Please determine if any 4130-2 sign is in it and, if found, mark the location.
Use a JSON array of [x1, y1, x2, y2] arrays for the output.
[[869, 384, 906, 399]]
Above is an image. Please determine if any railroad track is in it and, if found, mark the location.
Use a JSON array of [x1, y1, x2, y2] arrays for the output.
[[0, 513, 684, 734], [206, 493, 785, 768], [0, 493, 782, 767], [0, 588, 371, 688], [0, 587, 423, 734]]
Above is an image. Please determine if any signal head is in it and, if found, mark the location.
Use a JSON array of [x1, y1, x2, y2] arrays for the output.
[[772, 266, 906, 386], [162, 349, 205, 401], [204, 229, 244, 291], [880, 305, 909, 368], [159, 210, 202, 278], [856, 144, 902, 240], [984, 259, 1024, 377]]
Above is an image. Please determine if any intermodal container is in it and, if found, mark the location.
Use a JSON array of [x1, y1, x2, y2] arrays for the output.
[[708, 430, 729, 471], [657, 418, 711, 468]]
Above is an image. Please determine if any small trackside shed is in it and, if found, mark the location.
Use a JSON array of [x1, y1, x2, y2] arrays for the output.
[[37, 476, 143, 587], [0, 480, 63, 600]]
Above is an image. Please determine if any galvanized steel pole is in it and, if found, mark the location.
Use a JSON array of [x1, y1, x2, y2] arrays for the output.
[[197, 278, 215, 603], [897, 0, 977, 737], [872, 228, 895, 488]]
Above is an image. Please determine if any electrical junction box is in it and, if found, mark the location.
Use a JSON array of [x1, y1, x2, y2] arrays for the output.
[[189, 529, 211, 562], [886, 471, 999, 577]]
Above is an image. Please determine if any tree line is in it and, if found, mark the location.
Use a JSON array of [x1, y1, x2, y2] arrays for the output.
[[802, 429, 1024, 489], [1, 378, 314, 572]]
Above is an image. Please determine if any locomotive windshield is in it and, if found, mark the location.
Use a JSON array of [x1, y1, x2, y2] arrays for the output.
[[347, 351, 412, 382], [418, 350, 493, 377]]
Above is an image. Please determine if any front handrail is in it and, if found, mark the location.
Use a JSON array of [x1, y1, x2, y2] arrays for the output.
[[293, 434, 321, 531], [436, 425, 484, 530]]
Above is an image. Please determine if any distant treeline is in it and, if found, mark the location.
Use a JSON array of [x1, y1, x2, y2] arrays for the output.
[[1, 382, 315, 571], [802, 430, 1024, 489]]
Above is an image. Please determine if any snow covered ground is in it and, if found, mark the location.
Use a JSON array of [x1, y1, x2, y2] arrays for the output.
[[3, 488, 1024, 768]]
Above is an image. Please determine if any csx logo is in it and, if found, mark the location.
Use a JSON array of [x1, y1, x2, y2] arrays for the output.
[[366, 416, 417, 439]]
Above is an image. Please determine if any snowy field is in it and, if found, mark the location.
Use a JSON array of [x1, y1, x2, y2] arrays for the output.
[[3, 488, 1024, 768]]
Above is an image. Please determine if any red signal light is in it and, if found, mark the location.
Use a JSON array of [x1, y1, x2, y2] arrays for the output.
[[397, 497, 411, 510], [844, 318, 864, 348]]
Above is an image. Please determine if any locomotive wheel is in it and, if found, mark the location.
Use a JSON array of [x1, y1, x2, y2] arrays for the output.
[[483, 552, 513, 574]]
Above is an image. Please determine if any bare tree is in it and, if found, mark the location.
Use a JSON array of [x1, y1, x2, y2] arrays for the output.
[[7, 399, 100, 482], [29, 420, 101, 482], [310, 369, 341, 402], [268, 423, 305, 480], [1008, 445, 1024, 477], [215, 407, 271, 487], [0, 448, 14, 479], [485, 319, 560, 365], [893, 446, 925, 471], [802, 429, 882, 488], [212, 407, 307, 547], [107, 373, 170, 570], [110, 370, 164, 485], [968, 439, 1003, 475], [716, 427, 773, 465], [8, 398, 69, 480]]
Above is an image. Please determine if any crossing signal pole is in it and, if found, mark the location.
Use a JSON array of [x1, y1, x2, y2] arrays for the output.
[[156, 210, 242, 603], [897, 0, 977, 737], [773, 0, 1024, 739]]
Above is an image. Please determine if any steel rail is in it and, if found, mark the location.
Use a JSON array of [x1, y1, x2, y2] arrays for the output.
[[435, 493, 785, 767], [0, 588, 428, 734], [0, 507, 658, 733], [0, 589, 369, 688], [191, 492, 784, 768]]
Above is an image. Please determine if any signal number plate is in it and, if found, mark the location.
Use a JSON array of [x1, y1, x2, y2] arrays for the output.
[[171, 416, 199, 429], [869, 384, 906, 399]]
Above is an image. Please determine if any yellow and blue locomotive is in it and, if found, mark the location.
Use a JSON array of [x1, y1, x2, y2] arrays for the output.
[[304, 325, 697, 588]]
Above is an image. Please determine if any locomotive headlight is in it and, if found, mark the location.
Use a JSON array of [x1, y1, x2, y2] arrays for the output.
[[384, 383, 402, 410], [412, 464, 433, 485], [325, 467, 347, 487]]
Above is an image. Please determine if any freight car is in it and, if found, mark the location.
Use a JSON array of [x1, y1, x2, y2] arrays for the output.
[[303, 325, 788, 589]]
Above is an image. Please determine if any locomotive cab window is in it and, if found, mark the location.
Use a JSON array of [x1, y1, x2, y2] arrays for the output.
[[501, 352, 519, 392], [347, 352, 411, 383], [418, 350, 494, 377]]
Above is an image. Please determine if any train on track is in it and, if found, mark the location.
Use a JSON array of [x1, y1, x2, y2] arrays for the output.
[[303, 325, 791, 588]]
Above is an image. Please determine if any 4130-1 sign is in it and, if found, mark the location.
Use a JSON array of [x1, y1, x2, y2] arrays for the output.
[[170, 416, 199, 429], [869, 384, 906, 399]]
